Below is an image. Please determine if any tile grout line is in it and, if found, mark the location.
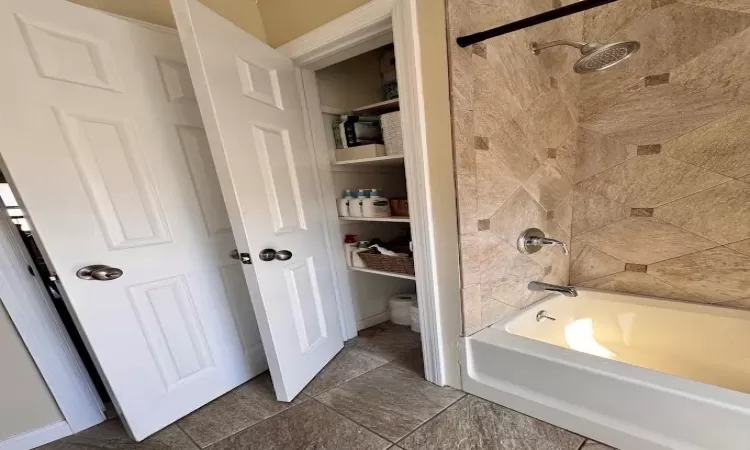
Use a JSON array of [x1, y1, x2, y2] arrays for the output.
[[313, 398, 397, 446], [175, 422, 204, 450], [393, 392, 469, 448]]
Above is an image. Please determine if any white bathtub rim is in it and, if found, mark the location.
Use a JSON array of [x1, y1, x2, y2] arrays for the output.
[[471, 326, 750, 412], [494, 288, 750, 331]]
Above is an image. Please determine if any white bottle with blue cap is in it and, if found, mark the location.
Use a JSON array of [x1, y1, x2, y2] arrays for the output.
[[349, 189, 368, 217], [362, 188, 391, 218], [337, 190, 355, 217]]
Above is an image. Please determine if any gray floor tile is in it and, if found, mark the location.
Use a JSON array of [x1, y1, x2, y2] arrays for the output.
[[317, 363, 464, 442], [39, 420, 198, 450], [582, 440, 618, 450], [399, 395, 585, 450], [349, 322, 422, 362], [177, 372, 306, 447], [302, 346, 390, 397], [207, 399, 389, 450]]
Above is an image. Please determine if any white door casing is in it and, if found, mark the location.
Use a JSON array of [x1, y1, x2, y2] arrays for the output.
[[0, 0, 266, 440], [171, 0, 345, 401]]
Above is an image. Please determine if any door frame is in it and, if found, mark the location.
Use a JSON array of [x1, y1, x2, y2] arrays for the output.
[[279, 0, 462, 387], [0, 190, 105, 436]]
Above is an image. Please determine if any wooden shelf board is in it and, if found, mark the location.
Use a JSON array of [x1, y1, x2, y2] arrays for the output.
[[351, 98, 399, 115], [340, 216, 410, 223], [332, 154, 404, 167]]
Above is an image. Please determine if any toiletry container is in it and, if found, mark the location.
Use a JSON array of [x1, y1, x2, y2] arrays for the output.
[[349, 189, 367, 217], [337, 190, 354, 217], [344, 234, 358, 267], [352, 241, 370, 268], [389, 294, 416, 326], [363, 189, 391, 218], [410, 302, 420, 333]]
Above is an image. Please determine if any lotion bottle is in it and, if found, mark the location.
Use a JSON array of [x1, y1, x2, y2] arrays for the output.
[[349, 189, 367, 217], [337, 190, 354, 217]]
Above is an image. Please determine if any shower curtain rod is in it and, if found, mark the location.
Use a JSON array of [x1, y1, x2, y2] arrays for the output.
[[456, 0, 619, 48]]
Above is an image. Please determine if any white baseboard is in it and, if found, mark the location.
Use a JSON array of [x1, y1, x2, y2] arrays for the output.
[[356, 311, 390, 330], [0, 421, 71, 450]]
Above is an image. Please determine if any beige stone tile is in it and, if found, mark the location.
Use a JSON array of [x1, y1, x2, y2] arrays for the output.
[[717, 297, 750, 310], [571, 186, 630, 236], [301, 348, 389, 398], [663, 105, 750, 179], [576, 154, 730, 208], [582, 0, 651, 41], [447, 43, 474, 113], [489, 188, 548, 247], [473, 53, 523, 124], [479, 114, 543, 184], [727, 239, 750, 257], [672, 27, 750, 105], [462, 285, 482, 335], [452, 108, 475, 177], [317, 364, 464, 442], [400, 395, 585, 450], [459, 230, 506, 288], [480, 239, 545, 286], [553, 193, 573, 235], [613, 3, 750, 76], [43, 421, 198, 450], [456, 174, 478, 234], [475, 149, 521, 219], [555, 129, 577, 182], [522, 160, 574, 210], [481, 300, 519, 327], [516, 89, 578, 150], [654, 181, 750, 244], [575, 127, 638, 183], [578, 69, 644, 122], [580, 271, 695, 301], [570, 241, 626, 284], [743, 175, 750, 184], [648, 247, 750, 302], [679, 0, 750, 13], [555, 73, 581, 121], [575, 217, 717, 264], [583, 84, 745, 146]]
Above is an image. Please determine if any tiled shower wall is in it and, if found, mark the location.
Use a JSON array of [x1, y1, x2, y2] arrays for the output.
[[448, 0, 750, 336], [568, 1, 750, 308], [447, 1, 580, 335]]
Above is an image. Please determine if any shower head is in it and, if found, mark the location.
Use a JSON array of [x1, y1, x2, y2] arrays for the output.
[[531, 40, 640, 74]]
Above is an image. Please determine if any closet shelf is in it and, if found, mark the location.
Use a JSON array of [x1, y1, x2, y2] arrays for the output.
[[349, 266, 416, 280], [332, 154, 404, 167], [340, 216, 410, 223], [351, 98, 399, 115]]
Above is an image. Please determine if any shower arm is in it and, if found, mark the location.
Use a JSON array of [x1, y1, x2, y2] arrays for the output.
[[531, 40, 587, 54]]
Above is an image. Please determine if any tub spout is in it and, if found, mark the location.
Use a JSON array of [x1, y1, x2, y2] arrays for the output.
[[528, 281, 578, 297]]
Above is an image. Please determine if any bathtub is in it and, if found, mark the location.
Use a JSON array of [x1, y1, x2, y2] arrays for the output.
[[461, 289, 750, 450]]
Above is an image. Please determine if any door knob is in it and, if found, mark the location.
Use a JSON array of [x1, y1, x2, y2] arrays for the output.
[[259, 249, 293, 262], [76, 264, 124, 281], [229, 249, 252, 264]]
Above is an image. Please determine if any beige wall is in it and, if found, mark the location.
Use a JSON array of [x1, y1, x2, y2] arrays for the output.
[[67, 0, 267, 42], [447, 0, 575, 335], [0, 302, 63, 440], [257, 0, 369, 47], [568, 0, 750, 307]]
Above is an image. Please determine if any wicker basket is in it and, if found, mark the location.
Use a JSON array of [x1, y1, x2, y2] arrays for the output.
[[357, 249, 415, 275], [380, 111, 403, 155]]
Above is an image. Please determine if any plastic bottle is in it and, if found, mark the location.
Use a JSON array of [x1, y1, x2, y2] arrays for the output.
[[349, 189, 368, 217], [344, 234, 358, 267], [337, 190, 354, 217], [363, 188, 392, 218]]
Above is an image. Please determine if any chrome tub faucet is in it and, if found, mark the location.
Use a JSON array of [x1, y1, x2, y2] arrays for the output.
[[528, 281, 578, 297], [517, 228, 569, 255]]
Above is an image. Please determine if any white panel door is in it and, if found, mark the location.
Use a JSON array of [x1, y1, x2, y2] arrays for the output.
[[171, 0, 344, 401], [0, 0, 266, 440]]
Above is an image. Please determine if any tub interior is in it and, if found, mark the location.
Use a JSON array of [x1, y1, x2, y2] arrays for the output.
[[495, 292, 750, 395]]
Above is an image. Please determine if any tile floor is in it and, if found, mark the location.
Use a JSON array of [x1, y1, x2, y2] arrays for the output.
[[40, 323, 615, 450]]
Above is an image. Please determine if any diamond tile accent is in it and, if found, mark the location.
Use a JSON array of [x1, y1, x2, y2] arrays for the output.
[[613, 3, 750, 75], [474, 136, 489, 150], [663, 105, 750, 179], [636, 144, 661, 156], [644, 73, 670, 86], [583, 84, 745, 145], [580, 271, 693, 301], [648, 247, 750, 302], [631, 208, 653, 217], [471, 43, 486, 58], [654, 181, 750, 244], [576, 217, 717, 264], [577, 154, 730, 208], [570, 241, 626, 284], [625, 264, 648, 272]]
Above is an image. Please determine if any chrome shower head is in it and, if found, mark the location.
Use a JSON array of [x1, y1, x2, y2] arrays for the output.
[[531, 40, 640, 74]]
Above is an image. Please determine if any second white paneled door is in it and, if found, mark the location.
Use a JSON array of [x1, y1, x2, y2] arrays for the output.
[[0, 0, 266, 440]]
